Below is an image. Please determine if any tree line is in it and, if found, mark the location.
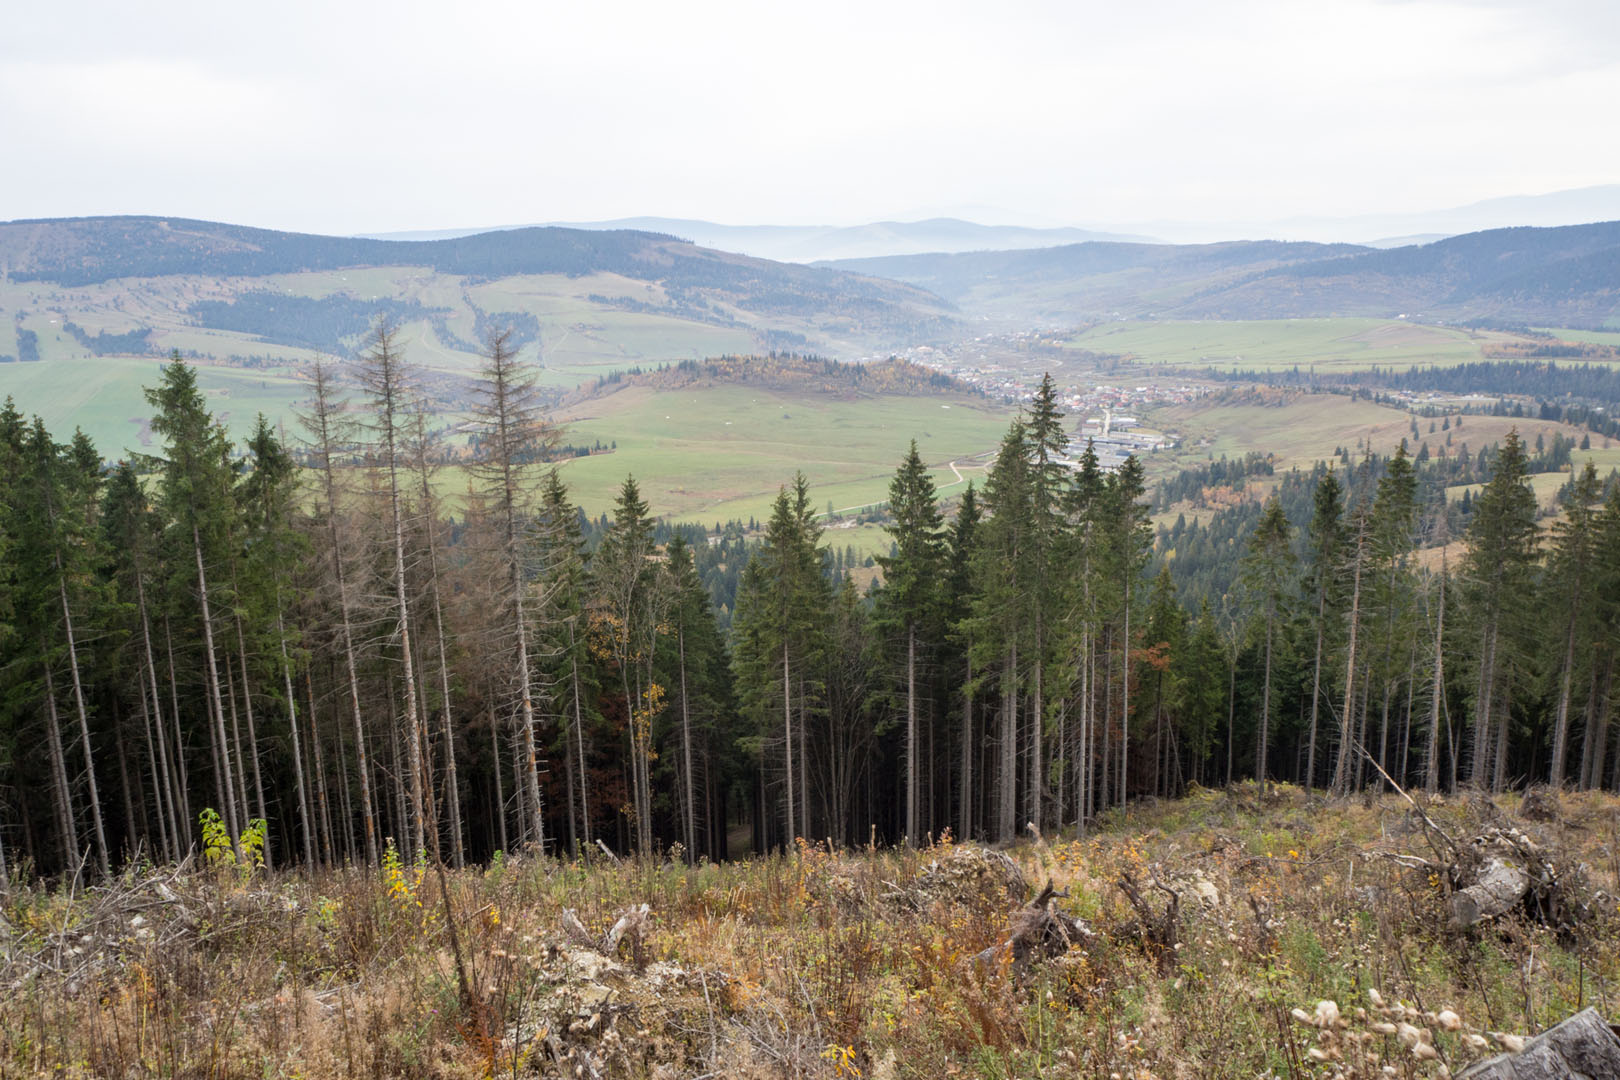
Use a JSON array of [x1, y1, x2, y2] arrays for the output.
[[2, 336, 1617, 882]]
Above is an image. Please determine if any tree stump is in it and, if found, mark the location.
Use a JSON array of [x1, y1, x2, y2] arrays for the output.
[[1457, 1008, 1620, 1079]]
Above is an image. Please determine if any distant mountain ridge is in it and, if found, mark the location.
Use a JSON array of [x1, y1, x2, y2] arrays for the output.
[[824, 221, 1620, 327], [0, 216, 685, 286], [0, 215, 960, 358], [362, 216, 1151, 263]]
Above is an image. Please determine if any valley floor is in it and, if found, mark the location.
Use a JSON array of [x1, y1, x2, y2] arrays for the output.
[[2, 785, 1617, 1078]]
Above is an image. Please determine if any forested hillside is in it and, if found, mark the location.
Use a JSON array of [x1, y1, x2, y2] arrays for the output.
[[3, 321, 1617, 883], [590, 353, 973, 399], [826, 221, 1620, 326]]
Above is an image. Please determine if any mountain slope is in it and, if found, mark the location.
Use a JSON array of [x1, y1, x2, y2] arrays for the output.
[[0, 216, 959, 373], [824, 239, 1369, 323], [827, 222, 1620, 327]]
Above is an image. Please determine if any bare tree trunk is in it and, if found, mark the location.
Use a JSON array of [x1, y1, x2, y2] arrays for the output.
[[783, 642, 796, 843], [1028, 640, 1043, 829], [1551, 611, 1580, 790], [1102, 630, 1114, 806], [387, 480, 426, 860], [194, 524, 241, 853], [1582, 658, 1612, 791], [1225, 642, 1236, 786], [306, 671, 334, 866], [275, 608, 312, 865], [137, 581, 181, 859], [959, 651, 973, 840], [1258, 604, 1273, 795], [234, 619, 271, 867], [489, 702, 509, 854], [1492, 669, 1512, 791], [679, 624, 696, 859], [570, 642, 591, 847], [1120, 587, 1131, 808], [1471, 621, 1498, 786], [1332, 520, 1368, 795], [1306, 578, 1328, 790], [163, 619, 193, 848], [1425, 562, 1447, 792], [905, 625, 917, 845], [998, 641, 1017, 841], [136, 676, 172, 862], [1076, 629, 1090, 831], [224, 653, 251, 843], [42, 654, 78, 869], [56, 563, 109, 876]]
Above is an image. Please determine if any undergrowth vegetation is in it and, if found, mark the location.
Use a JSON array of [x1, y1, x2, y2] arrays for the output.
[[2, 786, 1617, 1078]]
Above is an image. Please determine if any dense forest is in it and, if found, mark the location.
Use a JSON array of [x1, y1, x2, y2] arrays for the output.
[[3, 327, 1618, 883]]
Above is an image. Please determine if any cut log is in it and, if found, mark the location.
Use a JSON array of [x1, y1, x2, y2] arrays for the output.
[[1457, 1007, 1620, 1079], [1449, 855, 1531, 930]]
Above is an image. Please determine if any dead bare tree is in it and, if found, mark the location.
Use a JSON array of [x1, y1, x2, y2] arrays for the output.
[[300, 358, 379, 867], [470, 328, 555, 852]]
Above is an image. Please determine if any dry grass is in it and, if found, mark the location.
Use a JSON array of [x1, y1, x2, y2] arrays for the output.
[[2, 787, 1617, 1078]]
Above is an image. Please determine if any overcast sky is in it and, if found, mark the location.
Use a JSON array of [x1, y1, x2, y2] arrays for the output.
[[2, 0, 1617, 236]]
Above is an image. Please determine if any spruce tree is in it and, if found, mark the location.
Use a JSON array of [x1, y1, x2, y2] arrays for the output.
[[1463, 430, 1537, 789], [873, 441, 945, 845], [146, 356, 243, 855], [1241, 495, 1294, 795]]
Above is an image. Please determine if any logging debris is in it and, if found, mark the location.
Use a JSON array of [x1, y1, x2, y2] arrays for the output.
[[972, 880, 1095, 976], [1115, 869, 1181, 975]]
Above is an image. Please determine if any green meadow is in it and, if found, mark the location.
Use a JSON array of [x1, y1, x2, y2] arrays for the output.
[[548, 383, 1008, 526], [0, 354, 310, 458], [1067, 317, 1513, 372]]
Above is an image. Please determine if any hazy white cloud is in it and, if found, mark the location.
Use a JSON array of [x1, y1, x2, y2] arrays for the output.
[[0, 0, 1615, 234]]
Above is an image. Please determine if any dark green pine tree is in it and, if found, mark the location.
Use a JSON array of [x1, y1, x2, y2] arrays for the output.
[[103, 461, 186, 862], [1022, 374, 1069, 828], [0, 400, 22, 882], [943, 483, 981, 839], [1063, 438, 1107, 825], [1139, 566, 1187, 797], [660, 532, 729, 860], [239, 415, 315, 864], [146, 355, 245, 853], [1107, 454, 1151, 807], [968, 422, 1032, 841], [731, 474, 829, 845], [536, 469, 600, 854], [17, 418, 110, 874], [1366, 442, 1419, 785], [874, 440, 945, 845], [1302, 469, 1346, 790], [1240, 495, 1294, 795], [594, 475, 661, 854], [1463, 430, 1537, 789], [1547, 461, 1602, 788], [1180, 599, 1228, 787]]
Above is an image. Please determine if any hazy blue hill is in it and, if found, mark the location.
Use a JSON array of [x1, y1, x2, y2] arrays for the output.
[[364, 216, 1150, 262], [1193, 221, 1620, 323], [827, 222, 1620, 326]]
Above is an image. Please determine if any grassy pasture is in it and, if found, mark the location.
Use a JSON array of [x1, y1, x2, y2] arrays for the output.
[[547, 384, 1008, 526], [0, 355, 310, 457], [1067, 317, 1526, 372], [1156, 392, 1595, 473], [1536, 326, 1620, 346]]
